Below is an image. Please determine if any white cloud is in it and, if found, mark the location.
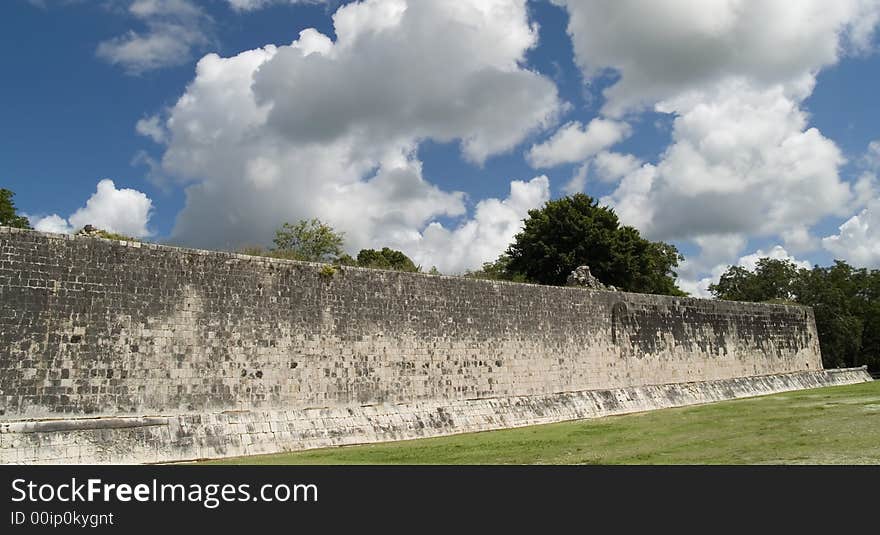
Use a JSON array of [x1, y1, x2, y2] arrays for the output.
[[605, 81, 852, 241], [675, 233, 747, 297], [96, 0, 211, 74], [593, 151, 641, 183], [552, 1, 880, 293], [780, 226, 819, 254], [247, 1, 560, 165], [737, 245, 811, 272], [395, 176, 550, 273], [555, 149, 641, 194], [30, 180, 154, 238], [562, 163, 588, 195], [552, 2, 876, 249], [599, 162, 657, 233], [553, 0, 880, 117], [865, 140, 880, 169], [822, 199, 880, 267], [853, 172, 879, 210], [32, 214, 73, 234], [225, 0, 326, 10], [526, 119, 629, 168], [150, 0, 562, 272], [135, 115, 166, 143]]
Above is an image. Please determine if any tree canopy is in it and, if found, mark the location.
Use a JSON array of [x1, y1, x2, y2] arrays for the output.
[[0, 188, 32, 229], [336, 247, 420, 272], [357, 247, 419, 272], [464, 254, 528, 282], [708, 257, 800, 303], [710, 259, 880, 371], [272, 218, 345, 262], [503, 194, 685, 295]]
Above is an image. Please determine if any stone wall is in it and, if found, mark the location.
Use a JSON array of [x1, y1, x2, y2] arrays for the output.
[[0, 228, 870, 463]]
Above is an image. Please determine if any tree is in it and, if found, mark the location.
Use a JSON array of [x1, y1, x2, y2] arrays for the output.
[[272, 219, 345, 262], [335, 248, 420, 272], [708, 258, 799, 302], [464, 254, 528, 282], [711, 258, 880, 371], [355, 248, 419, 272], [0, 188, 32, 229], [792, 261, 868, 370], [504, 194, 685, 295]]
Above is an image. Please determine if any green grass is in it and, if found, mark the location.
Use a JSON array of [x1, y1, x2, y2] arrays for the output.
[[201, 381, 880, 465]]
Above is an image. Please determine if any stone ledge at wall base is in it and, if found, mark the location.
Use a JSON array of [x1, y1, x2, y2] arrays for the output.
[[0, 367, 871, 465]]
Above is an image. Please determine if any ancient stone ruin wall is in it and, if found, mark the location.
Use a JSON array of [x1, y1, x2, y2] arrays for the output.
[[0, 228, 871, 463]]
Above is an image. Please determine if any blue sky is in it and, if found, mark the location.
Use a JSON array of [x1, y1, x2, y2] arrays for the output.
[[2, 0, 880, 293]]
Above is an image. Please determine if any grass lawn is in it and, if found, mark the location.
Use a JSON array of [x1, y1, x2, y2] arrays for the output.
[[201, 380, 880, 465]]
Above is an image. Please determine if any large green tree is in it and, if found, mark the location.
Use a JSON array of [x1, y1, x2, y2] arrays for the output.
[[272, 218, 345, 262], [503, 194, 685, 295], [0, 188, 32, 229]]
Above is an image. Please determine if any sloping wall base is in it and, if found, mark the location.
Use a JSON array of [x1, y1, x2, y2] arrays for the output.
[[1, 367, 871, 465]]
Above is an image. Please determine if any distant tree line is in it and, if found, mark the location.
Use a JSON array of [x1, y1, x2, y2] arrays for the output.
[[710, 258, 880, 371]]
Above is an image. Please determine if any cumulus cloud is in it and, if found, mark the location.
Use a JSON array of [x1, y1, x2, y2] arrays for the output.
[[819, 142, 880, 267], [865, 140, 880, 169], [553, 0, 880, 116], [150, 0, 561, 271], [225, 0, 326, 10], [852, 171, 879, 209], [780, 226, 819, 255], [562, 164, 589, 195], [30, 179, 154, 238], [675, 233, 747, 296], [248, 1, 559, 164], [602, 81, 852, 240], [547, 1, 880, 292], [32, 214, 74, 234], [135, 115, 167, 143], [526, 119, 630, 168], [96, 0, 211, 74], [392, 176, 550, 273], [592, 151, 642, 183], [737, 245, 811, 272], [822, 199, 880, 267]]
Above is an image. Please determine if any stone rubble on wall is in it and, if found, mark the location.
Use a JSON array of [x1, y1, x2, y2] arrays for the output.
[[566, 265, 617, 291], [74, 224, 100, 237]]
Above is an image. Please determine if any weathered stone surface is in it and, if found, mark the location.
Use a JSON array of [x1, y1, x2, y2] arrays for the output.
[[566, 265, 614, 290], [0, 227, 868, 464], [74, 224, 99, 237]]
